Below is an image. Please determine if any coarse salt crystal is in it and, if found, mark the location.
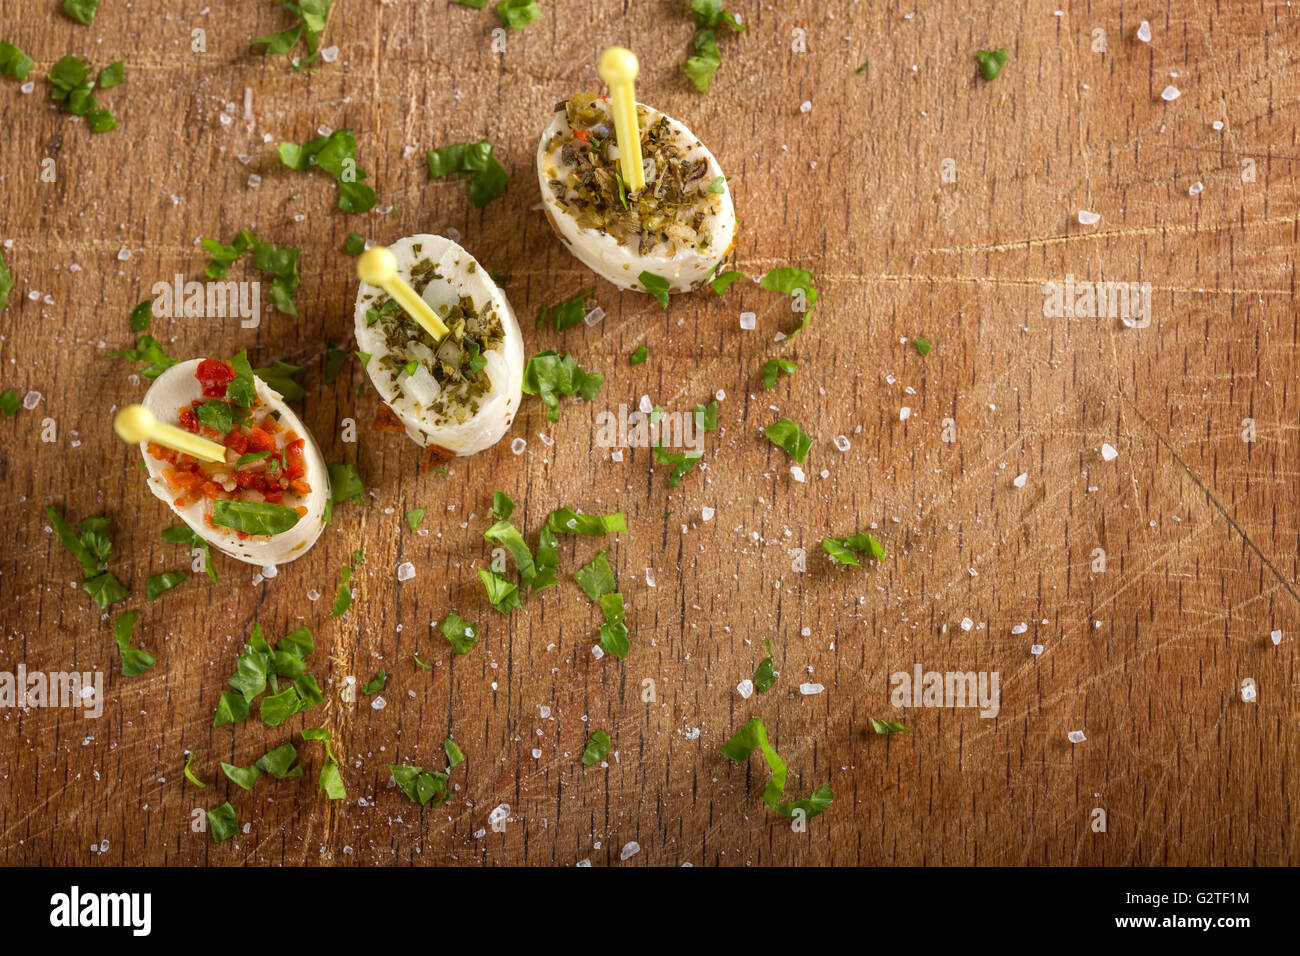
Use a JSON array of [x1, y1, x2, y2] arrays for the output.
[[1077, 209, 1101, 226], [799, 100, 812, 113], [488, 804, 510, 825], [1270, 629, 1282, 646], [320, 45, 339, 62], [960, 617, 973, 631], [1189, 181, 1203, 196], [715, 389, 725, 401], [591, 645, 604, 659], [116, 247, 132, 261], [1136, 20, 1151, 42], [737, 679, 754, 699], [1212, 120, 1224, 131], [396, 561, 416, 581], [510, 437, 526, 455], [1031, 644, 1044, 655], [799, 682, 825, 695], [1013, 472, 1027, 487], [1241, 679, 1256, 702], [739, 311, 756, 330], [620, 841, 641, 860], [583, 307, 605, 326], [833, 435, 850, 452], [1012, 622, 1028, 634], [790, 465, 805, 482], [645, 568, 656, 587], [899, 407, 911, 421], [260, 564, 278, 579], [371, 695, 386, 710], [1101, 443, 1118, 461], [1067, 730, 1086, 743], [639, 394, 653, 414], [307, 589, 320, 601], [247, 174, 262, 188], [531, 748, 542, 759], [701, 506, 715, 522], [1161, 85, 1180, 101], [22, 390, 41, 410]]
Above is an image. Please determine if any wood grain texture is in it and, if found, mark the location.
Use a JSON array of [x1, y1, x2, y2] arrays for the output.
[[0, 0, 1296, 866]]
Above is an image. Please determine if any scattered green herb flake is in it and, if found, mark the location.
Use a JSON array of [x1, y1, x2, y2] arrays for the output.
[[444, 738, 465, 768], [0, 250, 11, 309], [406, 507, 426, 531], [213, 690, 250, 727], [760, 267, 819, 338], [532, 525, 558, 591], [762, 357, 798, 389], [913, 335, 933, 356], [764, 417, 813, 463], [573, 550, 616, 600], [253, 359, 306, 399], [638, 271, 671, 307], [0, 390, 19, 417], [684, 28, 722, 92], [478, 568, 522, 614], [195, 399, 236, 435], [182, 751, 206, 788], [856, 61, 868, 74], [694, 400, 719, 432], [342, 232, 366, 255], [161, 525, 217, 582], [629, 344, 648, 365], [259, 686, 302, 727], [323, 341, 349, 384], [711, 269, 745, 295], [207, 803, 238, 843], [721, 717, 832, 820], [113, 610, 155, 676], [279, 129, 376, 211], [389, 764, 451, 805], [413, 653, 432, 670], [212, 499, 301, 536], [440, 610, 478, 655], [547, 508, 626, 535], [220, 761, 262, 791], [822, 533, 884, 566], [484, 520, 536, 584], [581, 729, 611, 766], [870, 717, 911, 735], [105, 335, 176, 379], [98, 60, 124, 89], [654, 445, 704, 487], [491, 490, 514, 522], [454, 0, 489, 7], [328, 462, 364, 508], [145, 569, 187, 602], [128, 299, 151, 331], [598, 593, 629, 658], [521, 351, 603, 421], [318, 761, 346, 799], [426, 140, 509, 207], [976, 48, 1008, 81], [0, 42, 34, 81], [540, 289, 592, 331], [362, 670, 387, 695], [707, 175, 726, 194], [496, 0, 540, 30], [754, 637, 776, 692], [62, 0, 99, 27]]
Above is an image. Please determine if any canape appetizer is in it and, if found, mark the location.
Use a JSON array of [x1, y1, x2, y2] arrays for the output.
[[123, 357, 329, 566], [353, 235, 524, 458], [535, 50, 737, 295]]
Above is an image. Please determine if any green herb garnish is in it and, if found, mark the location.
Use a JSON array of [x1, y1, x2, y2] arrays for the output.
[[721, 717, 833, 820], [538, 289, 592, 331], [975, 48, 1008, 81], [113, 611, 155, 676], [145, 569, 187, 602], [870, 717, 911, 735], [547, 508, 626, 535], [762, 357, 797, 389], [913, 335, 932, 355], [521, 351, 603, 422], [278, 129, 376, 212], [581, 729, 611, 766], [638, 271, 671, 307], [211, 500, 301, 536], [760, 267, 819, 338], [342, 232, 366, 256], [47, 506, 129, 610], [0, 42, 34, 81], [207, 803, 238, 843], [425, 140, 509, 207], [629, 344, 648, 365], [478, 568, 522, 614], [440, 610, 477, 655], [822, 533, 884, 566], [362, 670, 387, 695], [496, 0, 540, 30], [754, 637, 775, 692], [406, 507, 426, 531], [764, 417, 812, 464], [62, 0, 99, 27]]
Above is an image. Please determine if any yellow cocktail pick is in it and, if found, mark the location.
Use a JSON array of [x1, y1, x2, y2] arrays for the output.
[[357, 246, 450, 340], [598, 46, 645, 193], [114, 404, 228, 463]]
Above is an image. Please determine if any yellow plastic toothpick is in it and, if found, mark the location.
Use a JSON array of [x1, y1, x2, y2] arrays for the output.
[[598, 46, 645, 193], [114, 404, 228, 463], [357, 246, 450, 340]]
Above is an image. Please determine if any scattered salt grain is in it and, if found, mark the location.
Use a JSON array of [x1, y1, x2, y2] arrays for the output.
[[737, 679, 754, 699], [1011, 622, 1028, 634], [1188, 181, 1203, 196], [371, 696, 386, 710], [1013, 472, 1027, 488], [790, 465, 805, 482], [1271, 629, 1282, 646], [960, 617, 973, 631], [22, 391, 41, 410], [19, 81, 33, 94], [1161, 85, 1180, 101], [260, 564, 277, 579], [1031, 644, 1044, 655], [620, 841, 641, 860], [510, 438, 526, 455], [531, 748, 542, 759], [116, 247, 132, 261], [1077, 209, 1101, 226], [833, 435, 850, 452], [488, 804, 510, 826], [1240, 679, 1256, 703], [645, 568, 656, 587], [799, 100, 812, 113], [307, 588, 321, 601], [799, 683, 825, 695], [701, 506, 715, 522], [396, 561, 416, 581], [1067, 730, 1087, 743], [584, 306, 605, 326], [591, 645, 604, 660], [1212, 120, 1224, 131], [320, 45, 339, 63], [1136, 20, 1151, 42], [899, 407, 911, 421], [247, 174, 262, 188], [739, 311, 756, 330], [715, 389, 725, 401], [1100, 443, 1118, 461]]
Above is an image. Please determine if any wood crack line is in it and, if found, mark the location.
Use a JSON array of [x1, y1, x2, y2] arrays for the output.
[[1127, 400, 1300, 608]]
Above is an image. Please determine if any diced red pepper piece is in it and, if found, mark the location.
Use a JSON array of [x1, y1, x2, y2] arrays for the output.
[[284, 439, 306, 480], [196, 359, 235, 398]]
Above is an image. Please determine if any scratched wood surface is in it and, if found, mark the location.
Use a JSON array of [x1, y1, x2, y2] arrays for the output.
[[0, 0, 1296, 867]]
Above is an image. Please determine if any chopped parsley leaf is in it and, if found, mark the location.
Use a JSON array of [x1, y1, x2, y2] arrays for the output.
[[440, 610, 477, 654], [581, 729, 611, 766], [425, 140, 509, 207], [821, 533, 884, 566], [721, 717, 832, 820], [406, 507, 426, 531], [913, 335, 932, 355], [521, 351, 603, 421], [145, 569, 187, 602], [764, 417, 812, 463], [975, 48, 1008, 81], [870, 717, 911, 735], [113, 611, 155, 676], [629, 344, 648, 365], [638, 271, 671, 307], [496, 0, 540, 30], [207, 803, 238, 843]]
